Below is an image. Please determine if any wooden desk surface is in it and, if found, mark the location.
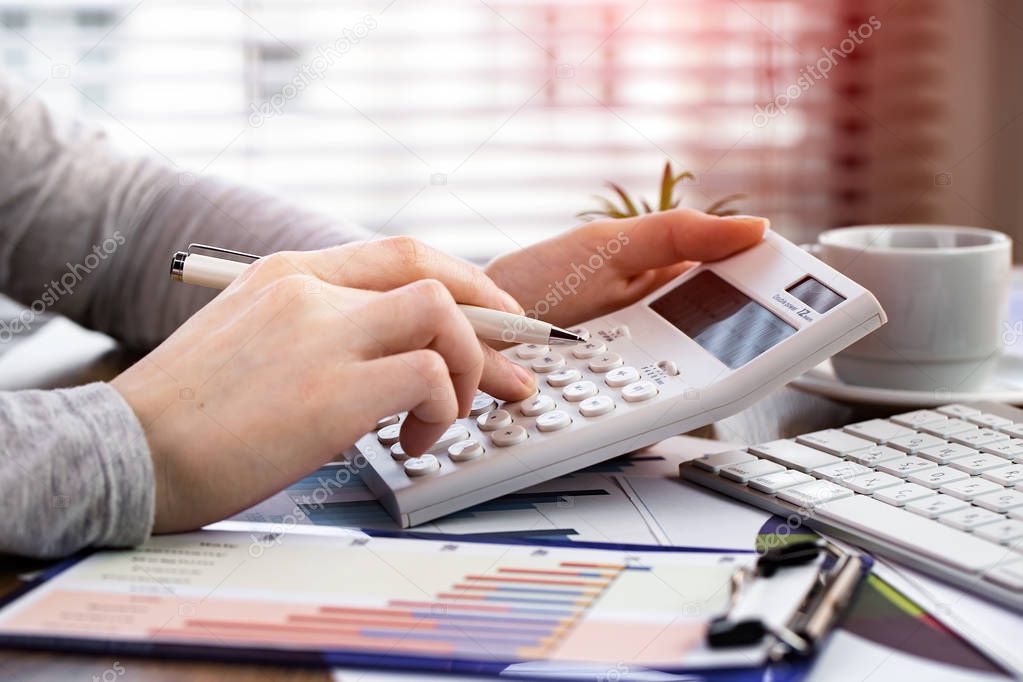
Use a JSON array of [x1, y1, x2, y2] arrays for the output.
[[0, 315, 887, 681]]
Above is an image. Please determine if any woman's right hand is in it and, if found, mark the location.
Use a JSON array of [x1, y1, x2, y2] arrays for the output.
[[111, 237, 537, 534]]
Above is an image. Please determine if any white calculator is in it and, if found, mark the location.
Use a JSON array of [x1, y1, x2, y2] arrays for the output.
[[354, 229, 887, 527]]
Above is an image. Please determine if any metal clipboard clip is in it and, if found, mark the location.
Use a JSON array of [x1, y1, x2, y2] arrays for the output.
[[707, 538, 868, 660], [170, 243, 261, 282]]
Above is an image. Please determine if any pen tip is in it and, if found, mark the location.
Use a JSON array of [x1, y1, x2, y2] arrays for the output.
[[548, 328, 586, 344]]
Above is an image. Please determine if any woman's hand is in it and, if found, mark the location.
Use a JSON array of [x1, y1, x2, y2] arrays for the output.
[[486, 208, 769, 328], [112, 237, 536, 533]]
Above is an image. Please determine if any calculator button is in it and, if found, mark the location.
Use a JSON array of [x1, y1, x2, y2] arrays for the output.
[[657, 360, 680, 376], [536, 410, 572, 432], [376, 415, 400, 430], [873, 483, 935, 506], [842, 419, 915, 444], [972, 488, 1023, 513], [907, 465, 970, 489], [841, 471, 902, 494], [891, 409, 948, 427], [377, 424, 402, 446], [795, 429, 875, 456], [469, 394, 496, 416], [968, 413, 1014, 428], [621, 380, 659, 403], [568, 326, 590, 341], [390, 443, 408, 461], [520, 394, 556, 417], [587, 353, 623, 373], [939, 477, 1004, 500], [605, 366, 640, 387], [938, 404, 982, 418], [448, 439, 485, 462], [516, 344, 550, 359], [491, 425, 528, 447], [430, 425, 470, 452], [572, 341, 607, 359], [951, 429, 1010, 448], [747, 469, 813, 493], [531, 353, 566, 373], [846, 446, 905, 467], [562, 381, 598, 402], [693, 450, 755, 473], [917, 443, 978, 464], [919, 419, 978, 439], [905, 493, 969, 518], [579, 395, 615, 417], [477, 409, 512, 431], [877, 456, 937, 478], [887, 433, 947, 453], [403, 454, 441, 477], [938, 506, 1004, 531], [719, 458, 783, 483], [546, 369, 582, 387]]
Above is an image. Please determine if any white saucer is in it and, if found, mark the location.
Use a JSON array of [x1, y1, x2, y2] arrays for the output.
[[789, 354, 1023, 407]]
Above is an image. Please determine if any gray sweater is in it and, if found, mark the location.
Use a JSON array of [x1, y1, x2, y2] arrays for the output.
[[0, 79, 368, 557]]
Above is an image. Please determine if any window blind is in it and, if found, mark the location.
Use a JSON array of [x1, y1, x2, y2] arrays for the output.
[[0, 0, 940, 261]]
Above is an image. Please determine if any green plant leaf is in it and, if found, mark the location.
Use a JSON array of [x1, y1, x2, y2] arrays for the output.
[[606, 182, 640, 217], [658, 161, 674, 211], [640, 198, 653, 213], [704, 193, 746, 216]]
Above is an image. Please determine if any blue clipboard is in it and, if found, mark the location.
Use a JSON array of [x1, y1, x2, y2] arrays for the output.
[[0, 525, 870, 681]]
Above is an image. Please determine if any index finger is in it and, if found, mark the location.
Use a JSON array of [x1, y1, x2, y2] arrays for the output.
[[299, 236, 524, 314]]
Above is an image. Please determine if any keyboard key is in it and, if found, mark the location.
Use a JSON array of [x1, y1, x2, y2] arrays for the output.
[[604, 366, 639, 388], [905, 493, 970, 518], [952, 429, 1010, 448], [579, 395, 615, 417], [429, 425, 470, 452], [693, 450, 755, 473], [515, 343, 550, 359], [917, 442, 978, 465], [968, 413, 1014, 428], [377, 423, 402, 446], [891, 409, 949, 427], [938, 404, 982, 418], [999, 423, 1023, 439], [950, 452, 1013, 475], [842, 419, 915, 443], [376, 414, 400, 429], [520, 394, 556, 417], [887, 432, 947, 454], [877, 456, 938, 478], [750, 440, 841, 472], [562, 381, 598, 402], [477, 409, 512, 431], [390, 443, 408, 461], [814, 461, 871, 482], [470, 394, 496, 416], [796, 429, 875, 455], [567, 326, 590, 341], [448, 439, 485, 462], [815, 494, 1006, 573], [535, 410, 572, 432], [587, 353, 623, 373], [976, 520, 1023, 545], [907, 466, 970, 489], [981, 439, 1023, 459], [846, 445, 905, 466], [720, 459, 784, 483], [940, 477, 1005, 501], [404, 454, 441, 476], [973, 489, 1023, 513], [983, 561, 1023, 591], [920, 419, 978, 439], [841, 471, 903, 494], [983, 464, 1023, 487], [546, 369, 581, 387], [777, 480, 853, 508], [748, 470, 813, 493], [938, 507, 1004, 531], [572, 341, 607, 358], [874, 483, 935, 506], [491, 425, 528, 447], [621, 380, 658, 403], [531, 353, 566, 373]]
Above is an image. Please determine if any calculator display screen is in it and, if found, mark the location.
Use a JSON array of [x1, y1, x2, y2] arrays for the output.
[[650, 271, 797, 369], [786, 276, 845, 313]]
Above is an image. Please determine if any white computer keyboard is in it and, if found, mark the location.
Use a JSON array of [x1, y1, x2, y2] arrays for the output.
[[680, 402, 1023, 611]]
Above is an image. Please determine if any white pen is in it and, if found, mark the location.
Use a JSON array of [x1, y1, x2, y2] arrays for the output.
[[169, 246, 585, 345]]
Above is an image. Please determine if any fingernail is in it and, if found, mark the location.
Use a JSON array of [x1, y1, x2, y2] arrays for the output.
[[721, 215, 770, 231], [499, 291, 525, 314], [513, 363, 535, 387]]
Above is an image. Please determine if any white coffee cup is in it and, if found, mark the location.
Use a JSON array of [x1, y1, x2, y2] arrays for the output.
[[807, 225, 1012, 392]]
